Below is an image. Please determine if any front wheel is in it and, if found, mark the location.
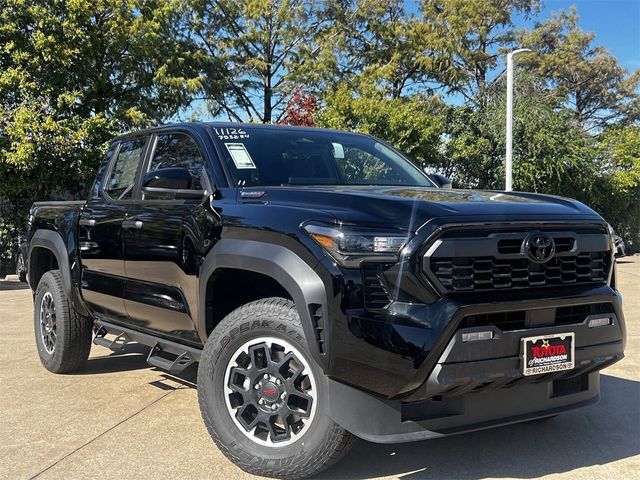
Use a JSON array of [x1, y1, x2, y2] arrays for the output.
[[197, 298, 354, 479]]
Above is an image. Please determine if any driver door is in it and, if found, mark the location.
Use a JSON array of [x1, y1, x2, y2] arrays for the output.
[[122, 131, 209, 346]]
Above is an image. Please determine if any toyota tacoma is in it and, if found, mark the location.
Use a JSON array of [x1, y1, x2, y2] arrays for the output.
[[27, 123, 626, 478]]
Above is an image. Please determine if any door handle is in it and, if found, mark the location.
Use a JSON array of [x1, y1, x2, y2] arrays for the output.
[[122, 219, 143, 230], [79, 218, 96, 227]]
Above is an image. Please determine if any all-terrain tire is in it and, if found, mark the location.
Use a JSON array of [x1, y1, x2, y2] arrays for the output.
[[197, 297, 355, 479], [34, 270, 93, 373]]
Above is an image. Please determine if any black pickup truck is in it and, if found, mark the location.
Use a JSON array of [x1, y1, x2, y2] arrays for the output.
[[28, 123, 626, 479]]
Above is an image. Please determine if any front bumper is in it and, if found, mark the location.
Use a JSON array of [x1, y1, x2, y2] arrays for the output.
[[325, 286, 625, 442], [328, 371, 602, 443]]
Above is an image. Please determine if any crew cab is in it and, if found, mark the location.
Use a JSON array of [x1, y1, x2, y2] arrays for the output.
[[27, 123, 626, 479]]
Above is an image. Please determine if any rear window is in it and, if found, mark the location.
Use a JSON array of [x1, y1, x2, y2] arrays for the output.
[[211, 126, 434, 188]]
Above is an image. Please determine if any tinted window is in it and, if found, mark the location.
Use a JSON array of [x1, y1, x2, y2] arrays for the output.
[[147, 133, 204, 191], [104, 138, 145, 200], [337, 145, 407, 184], [90, 143, 118, 199], [213, 127, 434, 188]]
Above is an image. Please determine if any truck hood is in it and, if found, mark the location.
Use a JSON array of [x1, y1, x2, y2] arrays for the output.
[[257, 186, 603, 229]]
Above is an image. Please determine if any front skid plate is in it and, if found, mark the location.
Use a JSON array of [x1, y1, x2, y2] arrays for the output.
[[326, 374, 600, 444]]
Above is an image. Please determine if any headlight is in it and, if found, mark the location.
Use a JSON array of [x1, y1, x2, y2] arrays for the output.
[[303, 223, 410, 267]]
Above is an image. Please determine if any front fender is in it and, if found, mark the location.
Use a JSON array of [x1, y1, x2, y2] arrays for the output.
[[198, 239, 329, 370]]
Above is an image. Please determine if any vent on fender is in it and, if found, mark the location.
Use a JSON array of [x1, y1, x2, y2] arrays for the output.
[[309, 303, 325, 354]]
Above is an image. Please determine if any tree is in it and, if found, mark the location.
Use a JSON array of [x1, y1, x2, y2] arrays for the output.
[[278, 88, 319, 126], [420, 0, 540, 106], [521, 7, 640, 130], [311, 0, 450, 99], [189, 0, 324, 123], [317, 83, 445, 167], [592, 126, 640, 250], [0, 0, 204, 197], [442, 71, 599, 197], [0, 0, 205, 268]]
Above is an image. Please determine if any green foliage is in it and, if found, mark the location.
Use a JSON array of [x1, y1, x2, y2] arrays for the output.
[[520, 7, 640, 129], [310, 0, 448, 98], [440, 72, 599, 197], [592, 126, 640, 251], [317, 84, 445, 168], [0, 0, 205, 267], [0, 0, 639, 264], [420, 0, 541, 104], [189, 0, 320, 123]]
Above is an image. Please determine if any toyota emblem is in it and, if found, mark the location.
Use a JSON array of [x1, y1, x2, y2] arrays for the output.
[[524, 233, 555, 263]]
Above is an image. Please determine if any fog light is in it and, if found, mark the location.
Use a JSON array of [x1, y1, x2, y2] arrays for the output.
[[462, 331, 494, 342], [588, 317, 612, 328]]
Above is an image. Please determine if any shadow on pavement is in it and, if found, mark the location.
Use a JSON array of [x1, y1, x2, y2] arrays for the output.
[[75, 341, 200, 386], [77, 343, 150, 375], [322, 374, 639, 480], [0, 281, 29, 291], [616, 259, 636, 265]]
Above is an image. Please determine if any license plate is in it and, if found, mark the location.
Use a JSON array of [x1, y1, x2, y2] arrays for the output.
[[521, 333, 575, 376]]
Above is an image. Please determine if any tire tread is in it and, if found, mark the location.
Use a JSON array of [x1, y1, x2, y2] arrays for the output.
[[35, 270, 92, 373], [198, 297, 355, 479]]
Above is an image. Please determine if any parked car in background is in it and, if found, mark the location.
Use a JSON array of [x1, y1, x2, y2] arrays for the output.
[[614, 235, 626, 258], [14, 235, 27, 282]]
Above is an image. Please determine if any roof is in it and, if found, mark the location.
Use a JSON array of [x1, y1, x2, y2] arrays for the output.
[[113, 121, 357, 141]]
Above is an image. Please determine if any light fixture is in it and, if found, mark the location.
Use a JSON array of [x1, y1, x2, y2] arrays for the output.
[[462, 331, 494, 342]]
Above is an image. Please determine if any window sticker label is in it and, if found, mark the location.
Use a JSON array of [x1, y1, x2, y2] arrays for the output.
[[225, 143, 256, 169], [332, 142, 345, 159], [214, 127, 249, 140]]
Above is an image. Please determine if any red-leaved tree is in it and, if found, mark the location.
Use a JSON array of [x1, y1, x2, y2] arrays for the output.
[[278, 88, 319, 126]]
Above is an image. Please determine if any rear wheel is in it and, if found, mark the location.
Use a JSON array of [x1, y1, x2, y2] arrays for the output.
[[34, 270, 92, 373], [198, 297, 354, 479]]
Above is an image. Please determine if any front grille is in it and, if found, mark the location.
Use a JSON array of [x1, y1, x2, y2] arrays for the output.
[[431, 251, 609, 292], [497, 236, 575, 254], [555, 302, 615, 325], [424, 226, 611, 294], [458, 302, 615, 331]]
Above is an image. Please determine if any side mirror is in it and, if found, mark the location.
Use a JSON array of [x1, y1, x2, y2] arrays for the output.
[[142, 167, 192, 190], [142, 167, 205, 199], [427, 173, 453, 189]]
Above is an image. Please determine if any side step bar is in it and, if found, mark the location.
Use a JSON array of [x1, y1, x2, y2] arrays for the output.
[[93, 320, 202, 374], [93, 325, 130, 351], [147, 346, 196, 374]]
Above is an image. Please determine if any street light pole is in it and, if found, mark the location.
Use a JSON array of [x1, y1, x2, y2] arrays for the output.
[[505, 48, 531, 192]]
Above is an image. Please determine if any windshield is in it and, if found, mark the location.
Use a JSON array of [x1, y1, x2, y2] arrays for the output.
[[211, 126, 436, 188]]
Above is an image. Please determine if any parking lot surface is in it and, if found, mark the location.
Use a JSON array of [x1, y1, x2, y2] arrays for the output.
[[1, 258, 638, 480]]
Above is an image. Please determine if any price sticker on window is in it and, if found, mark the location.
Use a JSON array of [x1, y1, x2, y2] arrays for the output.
[[225, 143, 256, 169]]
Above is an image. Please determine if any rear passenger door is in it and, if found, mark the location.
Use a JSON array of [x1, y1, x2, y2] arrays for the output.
[[122, 131, 210, 346], [79, 136, 148, 322]]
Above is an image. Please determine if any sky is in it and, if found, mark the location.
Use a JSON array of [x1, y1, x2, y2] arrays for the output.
[[519, 0, 640, 71], [181, 0, 640, 121]]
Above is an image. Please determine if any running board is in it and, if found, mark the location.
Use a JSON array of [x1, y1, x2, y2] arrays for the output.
[[93, 325, 130, 351], [147, 345, 196, 374], [93, 320, 202, 373]]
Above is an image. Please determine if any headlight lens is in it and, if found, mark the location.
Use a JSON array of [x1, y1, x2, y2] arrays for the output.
[[303, 223, 410, 267]]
